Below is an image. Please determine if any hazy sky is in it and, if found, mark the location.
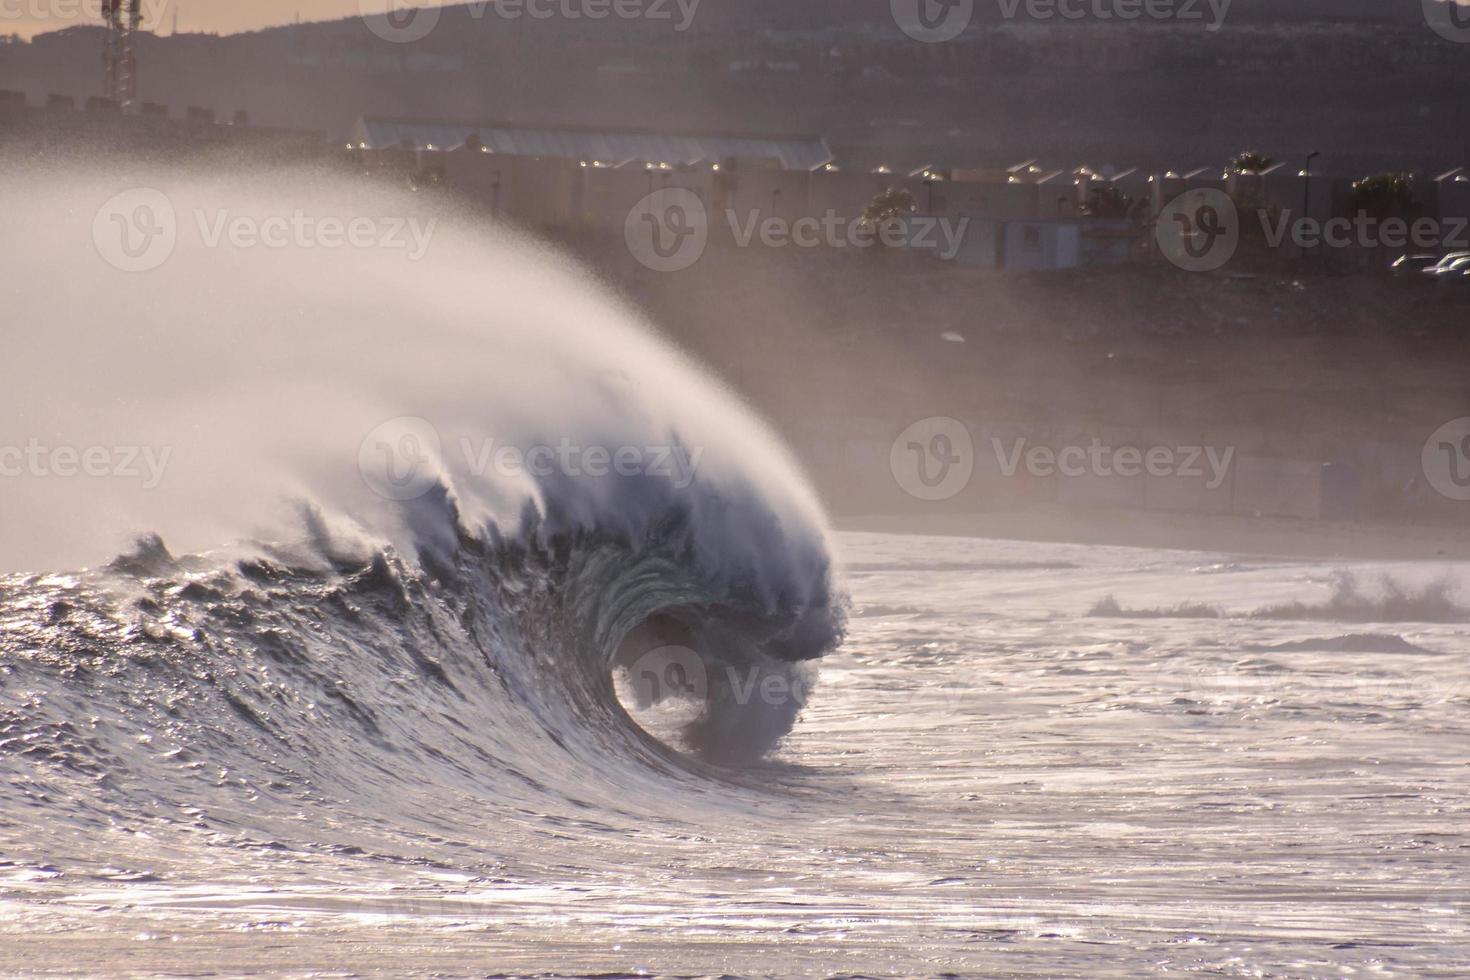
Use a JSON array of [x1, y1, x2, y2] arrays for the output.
[[5, 0, 428, 39]]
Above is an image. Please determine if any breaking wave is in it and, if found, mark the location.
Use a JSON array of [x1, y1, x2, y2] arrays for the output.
[[0, 161, 846, 843], [1089, 573, 1468, 623], [1249, 573, 1468, 623]]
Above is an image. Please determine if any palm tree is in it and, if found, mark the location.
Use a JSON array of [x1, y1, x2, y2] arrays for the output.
[[862, 187, 917, 229], [860, 188, 918, 247], [1230, 151, 1276, 175]]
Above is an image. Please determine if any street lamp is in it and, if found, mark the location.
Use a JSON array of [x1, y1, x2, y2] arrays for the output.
[[1303, 150, 1320, 259], [1302, 151, 1320, 218]]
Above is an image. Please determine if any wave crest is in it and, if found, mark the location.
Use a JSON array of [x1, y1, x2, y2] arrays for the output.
[[0, 159, 847, 837]]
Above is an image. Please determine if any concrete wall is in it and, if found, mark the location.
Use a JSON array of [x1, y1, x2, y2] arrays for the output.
[[1224, 455, 1323, 520], [792, 412, 1470, 527], [442, 151, 584, 225], [722, 167, 813, 227], [950, 220, 1002, 268], [945, 178, 1042, 222], [1002, 222, 1081, 270], [1081, 221, 1134, 266], [1436, 176, 1470, 222]]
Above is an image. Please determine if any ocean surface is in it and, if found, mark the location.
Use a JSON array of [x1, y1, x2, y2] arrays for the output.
[[3, 163, 1466, 976], [2, 530, 1466, 977]]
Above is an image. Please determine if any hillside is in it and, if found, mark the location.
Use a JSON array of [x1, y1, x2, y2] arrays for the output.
[[1, 0, 1465, 175]]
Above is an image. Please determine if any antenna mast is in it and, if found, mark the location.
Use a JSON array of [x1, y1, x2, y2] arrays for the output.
[[102, 0, 142, 109]]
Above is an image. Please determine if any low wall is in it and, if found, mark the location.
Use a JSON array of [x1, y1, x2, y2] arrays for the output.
[[792, 419, 1464, 527]]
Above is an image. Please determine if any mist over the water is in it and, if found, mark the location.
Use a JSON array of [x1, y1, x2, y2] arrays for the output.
[[0, 162, 830, 575], [7, 3, 1470, 973]]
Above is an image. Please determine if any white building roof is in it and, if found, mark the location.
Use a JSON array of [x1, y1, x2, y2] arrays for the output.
[[352, 117, 834, 171]]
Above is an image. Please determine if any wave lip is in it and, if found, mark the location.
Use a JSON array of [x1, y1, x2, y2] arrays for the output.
[[0, 161, 835, 578], [0, 160, 849, 848]]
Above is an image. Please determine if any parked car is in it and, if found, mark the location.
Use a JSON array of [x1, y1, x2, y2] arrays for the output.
[[1436, 257, 1470, 283], [1391, 253, 1443, 277], [1422, 252, 1470, 280]]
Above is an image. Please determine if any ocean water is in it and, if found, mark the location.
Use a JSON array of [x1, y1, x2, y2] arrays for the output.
[[2, 163, 1466, 976], [2, 532, 1466, 977]]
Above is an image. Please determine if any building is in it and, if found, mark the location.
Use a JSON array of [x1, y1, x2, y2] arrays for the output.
[[349, 116, 834, 172]]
